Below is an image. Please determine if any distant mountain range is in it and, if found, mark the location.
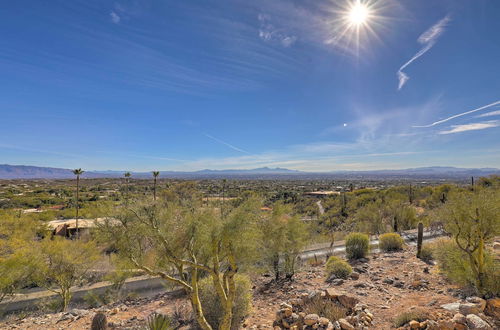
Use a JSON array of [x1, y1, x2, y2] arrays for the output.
[[0, 164, 498, 180]]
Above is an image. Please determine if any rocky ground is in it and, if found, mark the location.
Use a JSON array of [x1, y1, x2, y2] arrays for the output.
[[0, 246, 498, 329]]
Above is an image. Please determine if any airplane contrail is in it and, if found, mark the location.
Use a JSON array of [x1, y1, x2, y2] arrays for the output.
[[204, 133, 250, 154], [398, 16, 450, 90], [413, 100, 500, 128]]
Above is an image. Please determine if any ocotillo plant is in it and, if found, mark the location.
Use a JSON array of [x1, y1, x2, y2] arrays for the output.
[[416, 222, 423, 258]]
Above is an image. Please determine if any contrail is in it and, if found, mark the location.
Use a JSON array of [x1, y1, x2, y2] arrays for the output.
[[204, 133, 250, 154], [398, 16, 450, 90], [413, 100, 500, 128]]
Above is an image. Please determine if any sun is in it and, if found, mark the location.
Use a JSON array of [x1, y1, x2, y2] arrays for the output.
[[324, 0, 387, 55], [348, 1, 370, 26]]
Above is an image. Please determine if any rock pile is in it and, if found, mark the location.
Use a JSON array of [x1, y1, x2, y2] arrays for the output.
[[418, 296, 496, 330], [273, 289, 374, 329]]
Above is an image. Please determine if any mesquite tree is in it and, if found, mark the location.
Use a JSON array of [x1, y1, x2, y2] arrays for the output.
[[100, 197, 262, 330]]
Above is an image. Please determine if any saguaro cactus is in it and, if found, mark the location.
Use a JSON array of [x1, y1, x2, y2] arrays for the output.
[[416, 222, 423, 258]]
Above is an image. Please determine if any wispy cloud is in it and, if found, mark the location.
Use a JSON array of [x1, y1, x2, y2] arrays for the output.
[[413, 100, 500, 128], [476, 109, 500, 118], [397, 15, 450, 90], [204, 134, 250, 154], [258, 13, 297, 47], [110, 11, 121, 24], [438, 120, 500, 135]]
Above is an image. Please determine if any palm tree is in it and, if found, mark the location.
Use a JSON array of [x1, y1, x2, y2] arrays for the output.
[[152, 171, 160, 201], [124, 172, 131, 205], [72, 168, 84, 238]]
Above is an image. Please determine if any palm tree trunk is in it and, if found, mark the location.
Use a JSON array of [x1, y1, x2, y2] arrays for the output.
[[153, 177, 157, 201], [75, 175, 79, 239]]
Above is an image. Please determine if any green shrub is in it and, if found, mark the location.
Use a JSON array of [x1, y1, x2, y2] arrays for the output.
[[303, 295, 346, 321], [147, 313, 173, 330], [325, 256, 352, 279], [345, 233, 369, 259], [431, 238, 500, 296], [393, 309, 429, 327], [379, 233, 404, 252], [198, 274, 252, 330]]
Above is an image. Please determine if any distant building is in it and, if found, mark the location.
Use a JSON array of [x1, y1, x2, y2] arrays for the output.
[[47, 217, 119, 238], [304, 191, 341, 197]]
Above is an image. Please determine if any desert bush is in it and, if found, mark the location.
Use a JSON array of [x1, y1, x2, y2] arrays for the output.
[[418, 245, 434, 263], [431, 238, 499, 296], [379, 233, 404, 252], [325, 256, 352, 279], [393, 309, 429, 327], [91, 312, 107, 330], [198, 274, 252, 330], [345, 232, 369, 259], [147, 313, 173, 330], [303, 295, 346, 321]]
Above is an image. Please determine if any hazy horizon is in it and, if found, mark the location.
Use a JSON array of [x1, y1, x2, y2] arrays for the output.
[[1, 1, 499, 171]]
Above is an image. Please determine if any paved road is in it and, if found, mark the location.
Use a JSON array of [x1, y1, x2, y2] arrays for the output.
[[0, 228, 445, 315]]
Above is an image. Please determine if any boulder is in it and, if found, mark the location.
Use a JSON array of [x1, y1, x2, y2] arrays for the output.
[[452, 313, 466, 325], [484, 298, 500, 319], [349, 272, 360, 280], [337, 295, 359, 310], [304, 314, 319, 326], [409, 320, 420, 329], [331, 279, 344, 286], [454, 323, 468, 330], [466, 297, 487, 311], [436, 320, 455, 330], [318, 317, 330, 326], [325, 288, 340, 299], [441, 303, 460, 312], [281, 313, 299, 328], [466, 314, 492, 329], [459, 303, 482, 315], [337, 318, 354, 330]]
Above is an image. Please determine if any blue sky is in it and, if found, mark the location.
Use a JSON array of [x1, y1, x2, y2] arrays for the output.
[[0, 0, 499, 171]]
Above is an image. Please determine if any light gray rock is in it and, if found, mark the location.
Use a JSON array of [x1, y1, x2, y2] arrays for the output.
[[441, 302, 460, 312], [465, 314, 492, 329]]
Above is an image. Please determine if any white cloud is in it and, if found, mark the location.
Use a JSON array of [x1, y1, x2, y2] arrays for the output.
[[258, 13, 297, 47], [438, 121, 500, 135], [476, 109, 500, 118], [414, 100, 500, 128], [397, 15, 450, 90], [110, 11, 121, 24]]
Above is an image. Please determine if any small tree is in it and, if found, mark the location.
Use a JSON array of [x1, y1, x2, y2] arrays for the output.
[[260, 203, 309, 281], [438, 188, 500, 291], [33, 237, 99, 311], [100, 196, 262, 330]]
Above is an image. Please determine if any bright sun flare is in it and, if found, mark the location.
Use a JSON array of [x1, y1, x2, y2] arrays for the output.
[[348, 2, 369, 25]]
